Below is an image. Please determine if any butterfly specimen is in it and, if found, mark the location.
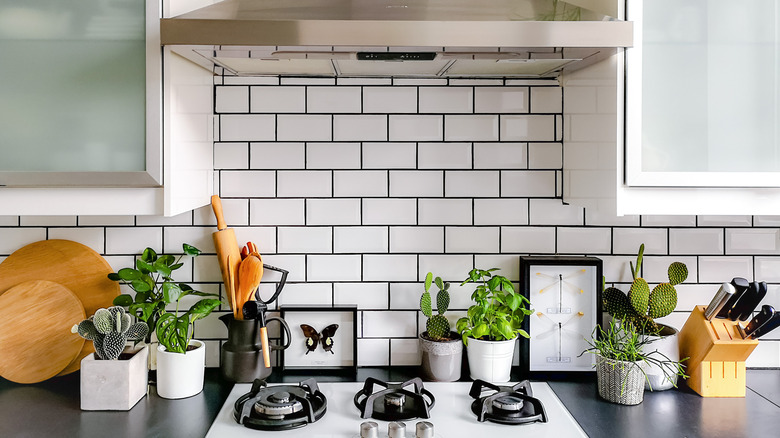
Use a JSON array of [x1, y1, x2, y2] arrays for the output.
[[300, 324, 339, 354]]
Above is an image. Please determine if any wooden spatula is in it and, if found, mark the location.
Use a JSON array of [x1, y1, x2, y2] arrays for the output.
[[236, 255, 263, 320], [211, 195, 241, 317]]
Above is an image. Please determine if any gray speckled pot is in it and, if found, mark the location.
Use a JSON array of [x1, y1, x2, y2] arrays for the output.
[[419, 332, 463, 382]]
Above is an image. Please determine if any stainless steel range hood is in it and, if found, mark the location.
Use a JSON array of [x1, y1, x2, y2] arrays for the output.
[[162, 0, 632, 78]]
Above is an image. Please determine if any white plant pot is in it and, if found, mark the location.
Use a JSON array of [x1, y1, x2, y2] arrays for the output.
[[640, 324, 680, 391], [156, 340, 206, 399], [465, 337, 517, 383], [80, 345, 148, 411]]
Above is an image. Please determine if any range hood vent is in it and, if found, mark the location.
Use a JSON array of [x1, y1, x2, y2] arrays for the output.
[[162, 0, 632, 78]]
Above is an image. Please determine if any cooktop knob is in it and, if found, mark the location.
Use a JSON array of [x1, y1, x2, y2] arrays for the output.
[[388, 421, 406, 438], [416, 421, 434, 438], [360, 421, 379, 438]]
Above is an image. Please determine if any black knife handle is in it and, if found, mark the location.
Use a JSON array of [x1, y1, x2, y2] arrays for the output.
[[744, 305, 775, 336], [716, 277, 749, 318], [731, 281, 767, 321], [750, 312, 780, 339]]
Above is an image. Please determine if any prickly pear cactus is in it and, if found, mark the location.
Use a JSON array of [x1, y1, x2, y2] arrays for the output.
[[668, 262, 688, 286], [648, 283, 677, 319], [420, 272, 452, 341], [72, 306, 148, 360]]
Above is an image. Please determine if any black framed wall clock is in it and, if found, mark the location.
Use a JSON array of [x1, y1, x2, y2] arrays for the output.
[[519, 256, 603, 374]]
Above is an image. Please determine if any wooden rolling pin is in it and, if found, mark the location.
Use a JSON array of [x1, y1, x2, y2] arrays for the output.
[[211, 195, 241, 318]]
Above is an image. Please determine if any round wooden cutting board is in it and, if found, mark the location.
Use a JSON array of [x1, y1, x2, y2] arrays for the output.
[[0, 280, 86, 384], [0, 239, 119, 375]]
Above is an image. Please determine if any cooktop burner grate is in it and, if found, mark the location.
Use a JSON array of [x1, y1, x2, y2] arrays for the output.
[[234, 378, 327, 431], [353, 377, 435, 421], [469, 379, 548, 425]]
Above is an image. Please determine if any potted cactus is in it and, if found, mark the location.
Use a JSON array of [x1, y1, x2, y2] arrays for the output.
[[603, 243, 689, 390], [72, 306, 149, 410], [457, 268, 532, 382], [419, 272, 463, 382]]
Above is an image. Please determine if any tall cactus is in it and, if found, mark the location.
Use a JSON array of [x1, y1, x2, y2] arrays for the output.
[[73, 306, 148, 360], [603, 244, 689, 334], [420, 272, 452, 340]]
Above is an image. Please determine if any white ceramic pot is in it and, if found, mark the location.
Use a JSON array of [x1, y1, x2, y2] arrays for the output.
[[640, 324, 680, 391], [80, 345, 148, 411], [156, 340, 206, 399], [465, 337, 517, 383]]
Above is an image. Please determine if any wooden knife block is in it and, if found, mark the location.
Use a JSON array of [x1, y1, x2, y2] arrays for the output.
[[678, 306, 759, 397]]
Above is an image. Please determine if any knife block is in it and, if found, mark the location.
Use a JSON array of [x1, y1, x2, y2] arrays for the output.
[[678, 305, 759, 397]]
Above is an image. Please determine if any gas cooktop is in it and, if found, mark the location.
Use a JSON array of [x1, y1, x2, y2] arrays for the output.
[[207, 380, 586, 437]]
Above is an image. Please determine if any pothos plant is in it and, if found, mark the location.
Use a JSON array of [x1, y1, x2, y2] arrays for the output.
[[456, 268, 533, 345], [110, 244, 220, 347]]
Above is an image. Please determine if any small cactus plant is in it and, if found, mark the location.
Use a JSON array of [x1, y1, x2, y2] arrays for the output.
[[73, 306, 148, 360], [420, 272, 452, 341], [603, 244, 688, 334]]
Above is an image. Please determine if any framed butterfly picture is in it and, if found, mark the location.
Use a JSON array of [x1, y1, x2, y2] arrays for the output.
[[280, 305, 357, 376]]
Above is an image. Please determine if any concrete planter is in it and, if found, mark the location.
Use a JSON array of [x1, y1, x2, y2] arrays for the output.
[[80, 345, 148, 411], [156, 340, 205, 399], [596, 355, 645, 405], [641, 324, 680, 391], [465, 337, 517, 383], [419, 332, 463, 382]]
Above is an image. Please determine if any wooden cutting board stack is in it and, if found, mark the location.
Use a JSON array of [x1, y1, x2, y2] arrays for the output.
[[0, 240, 119, 383]]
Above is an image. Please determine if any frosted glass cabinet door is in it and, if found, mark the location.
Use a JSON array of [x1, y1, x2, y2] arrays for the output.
[[625, 0, 780, 187], [0, 0, 157, 186]]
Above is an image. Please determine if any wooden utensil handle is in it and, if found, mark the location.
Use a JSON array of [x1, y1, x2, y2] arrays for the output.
[[211, 195, 227, 231], [259, 326, 270, 368]]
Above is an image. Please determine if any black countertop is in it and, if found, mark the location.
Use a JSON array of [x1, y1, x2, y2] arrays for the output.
[[1, 369, 778, 438]]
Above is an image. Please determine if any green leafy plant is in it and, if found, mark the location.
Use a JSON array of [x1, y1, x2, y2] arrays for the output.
[[603, 244, 688, 334], [155, 290, 220, 354], [420, 272, 454, 341], [72, 306, 148, 360], [581, 320, 687, 392], [110, 244, 218, 343], [456, 268, 532, 345]]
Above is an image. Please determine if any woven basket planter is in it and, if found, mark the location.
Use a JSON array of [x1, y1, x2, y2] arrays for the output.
[[596, 355, 645, 405]]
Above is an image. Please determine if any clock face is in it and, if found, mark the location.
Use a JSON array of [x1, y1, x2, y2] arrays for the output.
[[525, 263, 600, 372]]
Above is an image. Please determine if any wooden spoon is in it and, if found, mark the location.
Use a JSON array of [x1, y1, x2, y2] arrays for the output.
[[236, 255, 264, 319]]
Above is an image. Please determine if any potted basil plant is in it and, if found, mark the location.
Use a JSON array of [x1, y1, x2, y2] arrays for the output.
[[456, 268, 532, 382]]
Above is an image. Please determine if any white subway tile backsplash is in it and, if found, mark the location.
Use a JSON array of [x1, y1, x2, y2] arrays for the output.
[[334, 283, 388, 309], [445, 171, 499, 197], [500, 115, 555, 141], [529, 87, 562, 113], [363, 87, 417, 113], [529, 199, 583, 225], [250, 86, 305, 113], [334, 115, 387, 141], [418, 143, 472, 169], [220, 171, 276, 198], [334, 226, 388, 253], [501, 171, 556, 197], [419, 87, 473, 113], [473, 143, 527, 169], [445, 227, 499, 253], [163, 227, 212, 255], [642, 256, 699, 283], [390, 227, 443, 253], [474, 199, 529, 226], [250, 143, 305, 169], [418, 199, 472, 225], [233, 227, 277, 254], [277, 115, 332, 141], [193, 254, 222, 283], [501, 227, 556, 253], [754, 216, 780, 227], [697, 216, 752, 227], [474, 255, 521, 281], [250, 199, 304, 225], [105, 227, 162, 255], [669, 228, 724, 255], [307, 199, 361, 225], [363, 255, 418, 281], [444, 115, 498, 141], [334, 171, 388, 197], [215, 86, 248, 113], [612, 228, 667, 255], [745, 341, 780, 368], [388, 115, 443, 141], [281, 77, 336, 86], [641, 215, 697, 227], [389, 283, 423, 310], [362, 143, 417, 169], [20, 216, 75, 226], [602, 256, 637, 283], [567, 114, 615, 142], [277, 283, 333, 306], [307, 142, 361, 169], [214, 142, 249, 169], [475, 87, 528, 113], [556, 227, 611, 254], [528, 143, 563, 169], [262, 255, 307, 282], [418, 254, 474, 281], [307, 86, 361, 113], [389, 171, 442, 197], [77, 216, 134, 226], [220, 115, 275, 141], [277, 227, 332, 253], [135, 212, 192, 227], [362, 199, 417, 225], [277, 171, 332, 197], [363, 311, 417, 338], [307, 255, 361, 281], [563, 87, 597, 114], [390, 339, 422, 366], [48, 228, 104, 254], [755, 257, 780, 282], [357, 339, 390, 366], [726, 229, 780, 254]]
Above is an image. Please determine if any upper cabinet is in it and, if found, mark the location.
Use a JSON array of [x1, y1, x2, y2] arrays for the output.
[[0, 0, 213, 216], [618, 0, 780, 214]]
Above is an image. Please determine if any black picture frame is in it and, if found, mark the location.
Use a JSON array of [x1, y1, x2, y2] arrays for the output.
[[280, 305, 358, 377], [519, 256, 603, 377]]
